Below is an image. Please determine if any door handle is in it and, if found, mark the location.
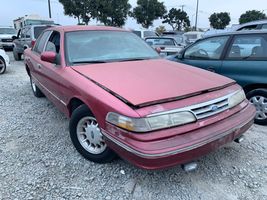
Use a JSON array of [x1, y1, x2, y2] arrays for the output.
[[37, 64, 42, 69], [207, 67, 215, 72]]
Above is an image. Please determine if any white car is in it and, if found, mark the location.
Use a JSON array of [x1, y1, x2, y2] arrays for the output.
[[0, 49, 10, 74]]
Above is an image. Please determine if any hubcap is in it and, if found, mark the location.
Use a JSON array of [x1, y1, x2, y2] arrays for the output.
[[31, 79, 37, 92], [76, 116, 106, 154], [0, 59, 5, 73], [250, 96, 267, 120]]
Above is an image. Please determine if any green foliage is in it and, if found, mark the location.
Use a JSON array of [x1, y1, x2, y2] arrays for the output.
[[239, 10, 266, 24], [59, 0, 93, 25], [131, 0, 166, 28], [209, 12, 231, 29], [59, 0, 131, 27], [94, 0, 131, 27], [155, 25, 166, 35], [162, 8, 190, 31]]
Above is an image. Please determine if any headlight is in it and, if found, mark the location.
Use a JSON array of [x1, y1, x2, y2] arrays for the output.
[[106, 111, 196, 133], [228, 89, 246, 108]]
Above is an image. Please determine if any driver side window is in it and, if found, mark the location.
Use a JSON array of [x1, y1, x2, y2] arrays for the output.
[[184, 36, 229, 60]]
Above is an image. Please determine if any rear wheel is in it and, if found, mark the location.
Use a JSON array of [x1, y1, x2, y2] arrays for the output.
[[13, 51, 22, 61], [247, 89, 267, 125], [0, 57, 6, 74], [69, 104, 116, 163], [30, 76, 44, 98]]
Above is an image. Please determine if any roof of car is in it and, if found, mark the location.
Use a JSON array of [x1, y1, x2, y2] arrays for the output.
[[203, 30, 267, 38], [232, 19, 267, 30], [50, 25, 127, 32]]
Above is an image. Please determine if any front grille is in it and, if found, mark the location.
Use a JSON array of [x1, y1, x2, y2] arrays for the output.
[[1, 38, 13, 42], [191, 98, 229, 119]]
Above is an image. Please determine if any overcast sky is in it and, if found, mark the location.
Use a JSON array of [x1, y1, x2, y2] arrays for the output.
[[1, 0, 267, 30]]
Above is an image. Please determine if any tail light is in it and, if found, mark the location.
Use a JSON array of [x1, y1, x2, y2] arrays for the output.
[[31, 40, 36, 47]]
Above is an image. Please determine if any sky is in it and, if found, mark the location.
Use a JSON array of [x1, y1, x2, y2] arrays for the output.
[[1, 0, 267, 30]]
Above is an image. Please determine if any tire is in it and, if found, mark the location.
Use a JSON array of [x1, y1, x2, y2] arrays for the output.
[[30, 76, 44, 98], [0, 57, 6, 74], [69, 104, 116, 163], [13, 50, 22, 61], [246, 89, 267, 125]]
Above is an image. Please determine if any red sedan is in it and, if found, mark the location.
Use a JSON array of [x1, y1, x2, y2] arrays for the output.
[[24, 26, 255, 170]]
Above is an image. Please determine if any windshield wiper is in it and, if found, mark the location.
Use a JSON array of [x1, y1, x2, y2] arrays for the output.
[[72, 60, 107, 64], [117, 57, 154, 62]]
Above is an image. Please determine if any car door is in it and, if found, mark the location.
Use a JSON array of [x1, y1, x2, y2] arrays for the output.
[[27, 30, 52, 90], [221, 33, 267, 88], [178, 36, 230, 73], [14, 28, 24, 53], [36, 31, 70, 113]]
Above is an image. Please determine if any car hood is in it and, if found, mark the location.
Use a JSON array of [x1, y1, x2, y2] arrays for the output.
[[0, 34, 16, 39], [71, 59, 234, 107]]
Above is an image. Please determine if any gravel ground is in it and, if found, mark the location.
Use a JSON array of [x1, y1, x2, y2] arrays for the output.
[[0, 52, 267, 200]]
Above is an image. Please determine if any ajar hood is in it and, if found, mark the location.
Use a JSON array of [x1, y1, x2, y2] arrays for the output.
[[72, 59, 234, 107]]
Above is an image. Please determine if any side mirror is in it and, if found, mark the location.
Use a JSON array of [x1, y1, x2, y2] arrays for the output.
[[12, 36, 18, 41], [177, 53, 183, 59], [41, 51, 57, 64]]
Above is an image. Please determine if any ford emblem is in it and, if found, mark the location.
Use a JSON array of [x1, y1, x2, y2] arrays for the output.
[[210, 105, 219, 111]]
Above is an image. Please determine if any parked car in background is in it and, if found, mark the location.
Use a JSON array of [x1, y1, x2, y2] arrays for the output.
[[162, 31, 185, 45], [0, 48, 10, 74], [132, 29, 158, 39], [183, 31, 203, 45], [167, 31, 267, 125], [232, 19, 267, 31], [24, 25, 255, 170], [0, 27, 17, 50], [145, 37, 184, 57], [13, 25, 53, 60]]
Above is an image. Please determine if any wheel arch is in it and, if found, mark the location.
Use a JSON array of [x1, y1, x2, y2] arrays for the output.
[[25, 64, 30, 77], [67, 97, 88, 117], [243, 84, 267, 94]]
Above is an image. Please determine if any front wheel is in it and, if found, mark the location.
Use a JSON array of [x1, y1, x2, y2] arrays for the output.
[[69, 105, 116, 163], [0, 57, 6, 74], [247, 89, 267, 125], [30, 76, 44, 98]]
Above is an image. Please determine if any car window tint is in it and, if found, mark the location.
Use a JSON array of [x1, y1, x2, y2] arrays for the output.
[[34, 26, 50, 39], [133, 31, 142, 37], [145, 38, 175, 46], [45, 31, 60, 53], [33, 31, 51, 54], [184, 36, 229, 60], [226, 35, 267, 59], [262, 24, 267, 30], [237, 25, 258, 31], [21, 28, 26, 38], [144, 31, 157, 37], [25, 28, 31, 38]]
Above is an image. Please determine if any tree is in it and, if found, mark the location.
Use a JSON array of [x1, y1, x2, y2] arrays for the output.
[[162, 8, 190, 31], [95, 0, 131, 27], [239, 10, 266, 24], [155, 25, 166, 35], [59, 0, 94, 25], [131, 0, 166, 28], [209, 12, 231, 29]]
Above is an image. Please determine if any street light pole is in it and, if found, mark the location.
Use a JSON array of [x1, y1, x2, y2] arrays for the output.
[[195, 0, 199, 31], [48, 0, 52, 18]]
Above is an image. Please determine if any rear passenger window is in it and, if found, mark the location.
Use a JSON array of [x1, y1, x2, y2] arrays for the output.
[[262, 24, 267, 30], [45, 31, 60, 53], [33, 31, 51, 54], [226, 35, 267, 60]]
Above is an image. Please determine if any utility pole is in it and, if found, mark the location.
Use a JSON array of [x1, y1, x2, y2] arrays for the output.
[[195, 0, 199, 31], [180, 5, 185, 12], [48, 0, 52, 18]]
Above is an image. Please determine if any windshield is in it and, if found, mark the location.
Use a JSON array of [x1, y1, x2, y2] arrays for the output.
[[65, 31, 159, 65], [0, 28, 16, 35], [145, 38, 176, 46]]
